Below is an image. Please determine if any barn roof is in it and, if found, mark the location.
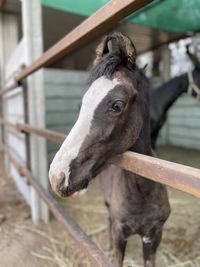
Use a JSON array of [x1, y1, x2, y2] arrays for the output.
[[2, 0, 198, 54], [41, 0, 200, 33]]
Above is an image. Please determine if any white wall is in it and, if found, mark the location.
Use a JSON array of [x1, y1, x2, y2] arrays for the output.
[[0, 13, 32, 204]]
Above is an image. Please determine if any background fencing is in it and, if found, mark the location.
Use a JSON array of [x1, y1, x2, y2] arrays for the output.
[[1, 0, 200, 266]]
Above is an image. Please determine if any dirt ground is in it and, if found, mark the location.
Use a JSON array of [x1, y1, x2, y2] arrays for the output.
[[0, 145, 200, 267]]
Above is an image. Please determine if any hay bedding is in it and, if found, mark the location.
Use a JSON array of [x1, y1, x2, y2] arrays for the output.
[[20, 184, 200, 267], [0, 146, 200, 267]]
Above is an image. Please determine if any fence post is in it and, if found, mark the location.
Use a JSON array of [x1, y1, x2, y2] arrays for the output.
[[0, 14, 4, 173], [0, 12, 19, 172], [21, 0, 49, 223]]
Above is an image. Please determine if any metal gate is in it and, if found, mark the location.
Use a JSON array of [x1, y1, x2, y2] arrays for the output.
[[1, 1, 200, 266]]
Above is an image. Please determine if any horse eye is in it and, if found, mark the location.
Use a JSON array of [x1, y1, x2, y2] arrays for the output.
[[111, 100, 125, 113]]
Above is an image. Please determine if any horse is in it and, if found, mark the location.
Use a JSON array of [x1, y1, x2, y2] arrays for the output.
[[150, 47, 200, 148], [49, 32, 170, 267]]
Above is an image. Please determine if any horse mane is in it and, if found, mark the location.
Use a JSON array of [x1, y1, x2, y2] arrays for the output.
[[87, 33, 152, 155], [88, 51, 136, 84]]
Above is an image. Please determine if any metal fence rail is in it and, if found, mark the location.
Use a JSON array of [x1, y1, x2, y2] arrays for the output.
[[1, 120, 66, 144], [2, 145, 115, 267], [2, 119, 200, 199]]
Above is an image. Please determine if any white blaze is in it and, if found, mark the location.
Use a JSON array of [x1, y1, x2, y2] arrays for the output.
[[49, 76, 119, 188], [142, 236, 151, 244]]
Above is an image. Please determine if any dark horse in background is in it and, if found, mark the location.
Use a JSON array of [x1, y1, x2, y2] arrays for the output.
[[49, 33, 170, 267], [150, 46, 200, 148]]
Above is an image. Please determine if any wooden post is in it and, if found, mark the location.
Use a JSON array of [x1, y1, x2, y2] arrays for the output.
[[0, 14, 4, 84], [161, 45, 171, 82], [0, 0, 5, 12], [151, 29, 162, 79], [21, 0, 49, 223], [160, 45, 171, 144]]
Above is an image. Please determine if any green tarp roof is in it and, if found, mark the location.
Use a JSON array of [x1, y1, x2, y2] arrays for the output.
[[41, 0, 200, 33]]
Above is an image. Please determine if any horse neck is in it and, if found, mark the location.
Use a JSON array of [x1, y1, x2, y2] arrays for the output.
[[130, 118, 152, 155], [152, 73, 188, 117], [125, 122, 155, 189]]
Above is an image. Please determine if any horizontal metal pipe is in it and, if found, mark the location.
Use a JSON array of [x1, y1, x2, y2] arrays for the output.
[[0, 81, 20, 96], [117, 152, 200, 198], [19, 123, 66, 144], [3, 145, 115, 267], [2, 120, 66, 144], [2, 119, 200, 199]]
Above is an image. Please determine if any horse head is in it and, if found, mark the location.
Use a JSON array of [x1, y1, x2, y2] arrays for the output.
[[49, 32, 150, 197]]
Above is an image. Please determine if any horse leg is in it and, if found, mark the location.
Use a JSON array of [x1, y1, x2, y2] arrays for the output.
[[112, 225, 127, 267], [142, 230, 162, 267]]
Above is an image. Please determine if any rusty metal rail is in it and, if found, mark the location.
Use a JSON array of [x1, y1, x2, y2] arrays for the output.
[[2, 145, 115, 267], [0, 0, 152, 96], [0, 81, 20, 97], [118, 152, 200, 198], [1, 120, 66, 144], [2, 119, 200, 199]]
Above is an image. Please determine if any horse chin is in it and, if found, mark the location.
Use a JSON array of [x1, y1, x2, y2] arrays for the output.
[[67, 185, 88, 198], [71, 188, 88, 198], [58, 176, 90, 198]]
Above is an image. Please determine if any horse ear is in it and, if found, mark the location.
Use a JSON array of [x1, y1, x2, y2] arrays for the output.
[[111, 32, 137, 64], [93, 32, 137, 66], [93, 36, 110, 66]]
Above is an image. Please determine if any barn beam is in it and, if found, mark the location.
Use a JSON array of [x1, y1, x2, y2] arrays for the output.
[[139, 34, 192, 55], [0, 0, 6, 12]]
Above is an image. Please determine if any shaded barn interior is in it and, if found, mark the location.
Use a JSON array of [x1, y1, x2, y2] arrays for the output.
[[41, 5, 200, 161], [0, 1, 200, 267]]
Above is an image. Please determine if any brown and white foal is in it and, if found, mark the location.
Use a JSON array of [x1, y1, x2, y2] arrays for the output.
[[49, 33, 170, 267]]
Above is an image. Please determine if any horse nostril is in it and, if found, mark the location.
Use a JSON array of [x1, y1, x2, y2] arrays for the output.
[[59, 171, 65, 182]]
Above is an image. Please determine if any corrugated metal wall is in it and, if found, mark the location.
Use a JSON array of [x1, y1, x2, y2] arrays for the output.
[[158, 39, 200, 150], [156, 94, 200, 150], [167, 95, 200, 150]]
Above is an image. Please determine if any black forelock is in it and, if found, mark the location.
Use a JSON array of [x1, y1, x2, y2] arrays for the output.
[[88, 51, 136, 84]]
